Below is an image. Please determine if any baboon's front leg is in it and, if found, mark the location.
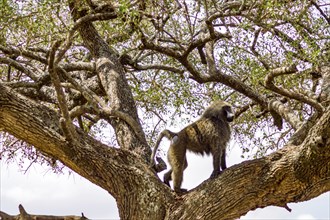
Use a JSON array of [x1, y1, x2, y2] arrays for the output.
[[220, 148, 227, 171], [210, 148, 221, 178]]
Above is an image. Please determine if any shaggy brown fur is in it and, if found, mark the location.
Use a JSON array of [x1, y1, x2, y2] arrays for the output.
[[150, 100, 234, 193]]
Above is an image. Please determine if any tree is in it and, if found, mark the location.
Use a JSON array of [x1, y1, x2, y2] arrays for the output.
[[0, 0, 329, 219]]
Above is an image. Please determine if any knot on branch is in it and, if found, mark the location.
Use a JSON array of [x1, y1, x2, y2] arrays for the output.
[[312, 136, 326, 148]]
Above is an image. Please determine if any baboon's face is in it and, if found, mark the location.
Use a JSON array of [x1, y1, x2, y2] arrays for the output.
[[223, 105, 234, 122]]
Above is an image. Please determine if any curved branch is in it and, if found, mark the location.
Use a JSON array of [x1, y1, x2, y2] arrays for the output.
[[49, 41, 77, 142], [265, 65, 324, 114], [55, 11, 118, 64], [101, 108, 146, 143]]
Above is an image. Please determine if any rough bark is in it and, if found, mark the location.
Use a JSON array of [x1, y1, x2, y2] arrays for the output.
[[1, 83, 329, 219]]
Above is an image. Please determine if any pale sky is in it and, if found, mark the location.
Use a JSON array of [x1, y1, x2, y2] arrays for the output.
[[1, 141, 329, 219]]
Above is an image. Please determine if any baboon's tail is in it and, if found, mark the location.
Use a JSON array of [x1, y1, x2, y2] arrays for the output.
[[159, 129, 176, 139], [150, 129, 176, 167]]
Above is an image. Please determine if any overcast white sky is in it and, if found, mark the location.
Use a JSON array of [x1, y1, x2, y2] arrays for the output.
[[1, 141, 329, 219]]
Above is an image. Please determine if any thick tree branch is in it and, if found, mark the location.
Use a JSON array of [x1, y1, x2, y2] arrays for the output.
[[55, 11, 117, 65], [319, 66, 330, 105], [61, 61, 96, 72]]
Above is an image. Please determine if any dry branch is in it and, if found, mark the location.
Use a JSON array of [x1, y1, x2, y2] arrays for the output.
[[265, 65, 324, 114], [0, 204, 88, 220]]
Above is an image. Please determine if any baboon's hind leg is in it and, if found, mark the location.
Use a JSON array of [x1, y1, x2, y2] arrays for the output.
[[172, 157, 188, 193]]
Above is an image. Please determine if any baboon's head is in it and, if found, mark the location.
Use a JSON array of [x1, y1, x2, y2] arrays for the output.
[[203, 100, 234, 122]]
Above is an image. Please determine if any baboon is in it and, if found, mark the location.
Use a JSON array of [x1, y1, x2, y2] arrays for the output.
[[150, 100, 234, 193]]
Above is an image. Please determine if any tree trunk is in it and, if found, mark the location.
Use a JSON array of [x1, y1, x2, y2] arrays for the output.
[[68, 0, 149, 156], [0, 83, 170, 219]]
